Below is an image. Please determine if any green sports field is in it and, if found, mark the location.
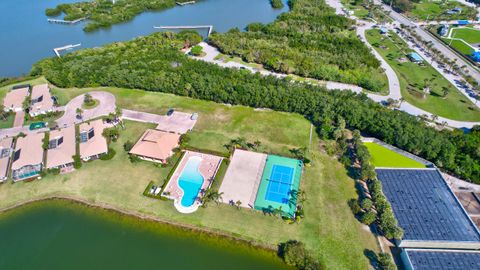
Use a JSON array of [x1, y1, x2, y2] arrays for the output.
[[365, 142, 427, 168]]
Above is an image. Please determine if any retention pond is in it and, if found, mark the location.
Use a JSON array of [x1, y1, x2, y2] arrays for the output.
[[0, 200, 289, 269]]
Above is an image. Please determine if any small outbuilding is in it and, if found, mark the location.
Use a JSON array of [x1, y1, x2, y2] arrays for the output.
[[129, 129, 180, 163]]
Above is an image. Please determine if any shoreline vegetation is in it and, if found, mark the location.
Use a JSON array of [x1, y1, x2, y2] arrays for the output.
[[45, 0, 196, 32], [209, 0, 387, 92], [31, 30, 480, 183]]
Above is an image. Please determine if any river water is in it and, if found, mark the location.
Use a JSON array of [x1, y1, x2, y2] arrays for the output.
[[0, 0, 287, 77], [0, 200, 289, 269]]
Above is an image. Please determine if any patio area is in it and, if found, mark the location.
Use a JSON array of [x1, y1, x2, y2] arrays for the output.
[[163, 151, 223, 213]]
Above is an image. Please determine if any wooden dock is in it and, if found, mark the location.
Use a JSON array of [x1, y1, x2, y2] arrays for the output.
[[153, 25, 213, 36], [47, 17, 86, 25], [176, 1, 196, 6], [53, 44, 81, 57]]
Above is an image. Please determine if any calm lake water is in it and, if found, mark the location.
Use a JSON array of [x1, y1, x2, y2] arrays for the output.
[[0, 0, 288, 77], [0, 200, 289, 269]]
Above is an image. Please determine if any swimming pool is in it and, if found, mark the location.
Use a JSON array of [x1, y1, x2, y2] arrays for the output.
[[178, 156, 204, 207]]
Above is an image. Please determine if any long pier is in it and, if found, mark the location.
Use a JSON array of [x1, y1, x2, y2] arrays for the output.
[[176, 1, 195, 5], [47, 17, 86, 25], [153, 25, 213, 36], [53, 44, 81, 57]]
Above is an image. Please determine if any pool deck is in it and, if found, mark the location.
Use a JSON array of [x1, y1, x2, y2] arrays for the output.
[[163, 151, 223, 213]]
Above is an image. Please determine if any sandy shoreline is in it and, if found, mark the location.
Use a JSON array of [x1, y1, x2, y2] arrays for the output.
[[0, 195, 278, 253]]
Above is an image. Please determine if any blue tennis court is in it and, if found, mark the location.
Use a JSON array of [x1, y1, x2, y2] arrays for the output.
[[265, 165, 294, 203]]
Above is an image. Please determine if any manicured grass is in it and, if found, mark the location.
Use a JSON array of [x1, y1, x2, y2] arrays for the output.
[[0, 78, 379, 269], [409, 1, 476, 21], [365, 142, 426, 168], [451, 27, 480, 44], [366, 29, 480, 121], [448, 39, 474, 55], [0, 114, 15, 129]]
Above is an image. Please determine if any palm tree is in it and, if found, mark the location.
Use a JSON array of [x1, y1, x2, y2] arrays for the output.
[[235, 200, 242, 209], [76, 107, 83, 119], [202, 189, 223, 207]]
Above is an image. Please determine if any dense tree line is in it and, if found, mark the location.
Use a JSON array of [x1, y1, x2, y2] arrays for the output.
[[209, 0, 386, 91], [45, 0, 182, 32], [31, 31, 480, 182]]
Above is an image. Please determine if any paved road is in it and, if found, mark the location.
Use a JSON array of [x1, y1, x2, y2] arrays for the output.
[[122, 109, 164, 123], [357, 22, 402, 101], [56, 91, 116, 127], [374, 0, 480, 84], [194, 41, 480, 128]]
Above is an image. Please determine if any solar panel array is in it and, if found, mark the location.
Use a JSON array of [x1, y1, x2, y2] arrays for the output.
[[406, 250, 480, 270], [376, 169, 480, 242]]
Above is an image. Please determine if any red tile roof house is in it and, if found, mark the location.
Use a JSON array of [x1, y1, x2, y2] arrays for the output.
[[79, 120, 108, 161], [11, 133, 45, 182], [129, 129, 180, 163], [29, 84, 55, 117], [3, 86, 29, 112], [46, 125, 76, 171], [0, 137, 14, 182]]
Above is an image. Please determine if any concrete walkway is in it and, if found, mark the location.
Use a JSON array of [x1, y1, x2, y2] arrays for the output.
[[56, 91, 116, 127], [13, 111, 24, 128], [356, 22, 402, 101]]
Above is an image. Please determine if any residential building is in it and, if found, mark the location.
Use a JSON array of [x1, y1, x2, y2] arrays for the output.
[[29, 84, 54, 117], [129, 129, 180, 163], [79, 120, 108, 161], [3, 86, 29, 112], [46, 125, 76, 170], [11, 133, 44, 181], [0, 137, 13, 182]]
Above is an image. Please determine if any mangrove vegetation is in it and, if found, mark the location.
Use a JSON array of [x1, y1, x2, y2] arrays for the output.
[[31, 31, 480, 183], [209, 0, 386, 91]]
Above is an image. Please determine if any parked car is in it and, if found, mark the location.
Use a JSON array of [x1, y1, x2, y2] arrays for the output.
[[166, 109, 174, 116]]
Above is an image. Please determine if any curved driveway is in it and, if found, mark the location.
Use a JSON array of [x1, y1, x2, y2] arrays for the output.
[[56, 91, 116, 127]]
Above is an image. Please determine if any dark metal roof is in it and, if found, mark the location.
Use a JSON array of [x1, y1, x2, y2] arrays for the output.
[[405, 249, 480, 270], [376, 169, 480, 242]]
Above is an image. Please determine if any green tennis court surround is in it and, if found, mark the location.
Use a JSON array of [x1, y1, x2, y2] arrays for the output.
[[254, 155, 302, 217]]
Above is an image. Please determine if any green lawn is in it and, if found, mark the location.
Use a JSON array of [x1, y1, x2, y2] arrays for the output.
[[0, 78, 379, 269], [365, 142, 426, 168], [447, 39, 475, 55], [366, 29, 480, 121], [409, 1, 476, 21], [451, 27, 480, 44], [0, 114, 15, 129]]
